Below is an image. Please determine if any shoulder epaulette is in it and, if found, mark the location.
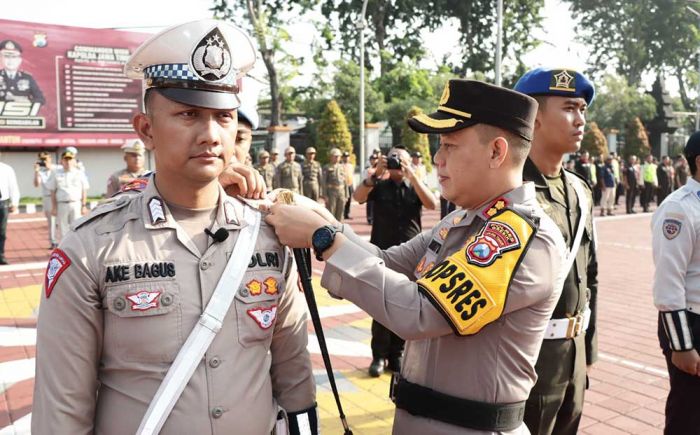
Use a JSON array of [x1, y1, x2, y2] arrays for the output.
[[71, 194, 138, 231]]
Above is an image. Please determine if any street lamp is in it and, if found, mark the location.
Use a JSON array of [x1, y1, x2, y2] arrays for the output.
[[495, 0, 503, 86], [687, 3, 700, 130], [357, 0, 369, 172]]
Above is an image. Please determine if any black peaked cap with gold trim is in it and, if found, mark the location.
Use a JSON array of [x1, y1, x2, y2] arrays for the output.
[[407, 80, 538, 141]]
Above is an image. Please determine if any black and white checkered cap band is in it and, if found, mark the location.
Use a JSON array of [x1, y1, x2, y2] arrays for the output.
[[143, 64, 237, 86], [661, 309, 695, 351]]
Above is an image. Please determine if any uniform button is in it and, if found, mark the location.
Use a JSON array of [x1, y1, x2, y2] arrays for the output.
[[113, 297, 126, 311], [200, 261, 210, 270], [239, 288, 249, 297], [211, 407, 224, 419], [161, 293, 173, 306], [209, 356, 221, 368]]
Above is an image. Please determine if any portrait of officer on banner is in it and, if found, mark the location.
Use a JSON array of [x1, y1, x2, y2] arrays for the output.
[[0, 38, 46, 128]]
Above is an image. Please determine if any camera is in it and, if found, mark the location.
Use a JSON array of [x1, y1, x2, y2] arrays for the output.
[[36, 160, 46, 167], [387, 153, 401, 170]]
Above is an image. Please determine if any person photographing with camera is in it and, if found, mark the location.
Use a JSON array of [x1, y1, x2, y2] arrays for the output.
[[33, 151, 57, 249], [354, 146, 438, 376]]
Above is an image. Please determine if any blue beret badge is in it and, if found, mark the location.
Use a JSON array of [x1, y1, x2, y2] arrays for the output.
[[663, 218, 682, 240], [550, 70, 576, 93]]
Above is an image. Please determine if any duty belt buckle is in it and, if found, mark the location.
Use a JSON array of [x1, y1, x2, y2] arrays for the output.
[[566, 313, 584, 338]]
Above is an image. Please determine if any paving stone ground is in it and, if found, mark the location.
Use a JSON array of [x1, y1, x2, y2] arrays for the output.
[[0, 200, 672, 434]]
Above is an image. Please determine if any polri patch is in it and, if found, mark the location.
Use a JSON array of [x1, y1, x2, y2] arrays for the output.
[[663, 219, 682, 240], [466, 220, 521, 267], [127, 290, 161, 311], [247, 305, 277, 329], [45, 249, 71, 298]]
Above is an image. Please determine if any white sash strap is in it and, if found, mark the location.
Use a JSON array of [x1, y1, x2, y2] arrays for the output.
[[137, 206, 262, 435], [555, 172, 589, 291]]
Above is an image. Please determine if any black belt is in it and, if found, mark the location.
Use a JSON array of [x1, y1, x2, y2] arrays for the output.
[[393, 377, 525, 431]]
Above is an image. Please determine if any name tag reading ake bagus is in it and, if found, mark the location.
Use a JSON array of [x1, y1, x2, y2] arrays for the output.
[[417, 209, 535, 336]]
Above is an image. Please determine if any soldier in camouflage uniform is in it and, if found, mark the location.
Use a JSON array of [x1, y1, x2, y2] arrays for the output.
[[321, 148, 347, 222], [302, 147, 322, 201]]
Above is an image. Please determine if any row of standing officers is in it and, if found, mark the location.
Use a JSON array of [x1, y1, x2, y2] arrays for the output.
[[256, 146, 353, 222]]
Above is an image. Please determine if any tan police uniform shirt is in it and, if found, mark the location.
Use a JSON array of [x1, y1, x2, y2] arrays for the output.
[[46, 167, 89, 202], [106, 168, 148, 197], [32, 180, 315, 435], [321, 162, 347, 198], [257, 162, 276, 192], [302, 160, 322, 198], [273, 161, 303, 193], [322, 183, 566, 434]]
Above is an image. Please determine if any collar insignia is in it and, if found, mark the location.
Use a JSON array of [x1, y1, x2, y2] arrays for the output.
[[481, 197, 509, 220], [438, 227, 450, 241], [148, 197, 166, 224], [190, 27, 232, 82], [247, 305, 277, 329], [127, 290, 161, 311], [550, 69, 575, 92]]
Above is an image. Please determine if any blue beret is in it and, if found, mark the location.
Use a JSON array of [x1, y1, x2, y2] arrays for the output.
[[514, 67, 595, 106]]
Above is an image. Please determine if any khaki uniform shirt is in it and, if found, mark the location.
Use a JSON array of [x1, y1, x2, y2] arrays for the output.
[[302, 161, 322, 194], [32, 180, 315, 435], [106, 168, 148, 197], [46, 167, 89, 202], [321, 163, 347, 198], [256, 162, 276, 192], [322, 183, 566, 434], [273, 161, 303, 193]]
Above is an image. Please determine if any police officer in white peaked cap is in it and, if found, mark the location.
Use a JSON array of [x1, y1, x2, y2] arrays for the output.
[[32, 19, 317, 435]]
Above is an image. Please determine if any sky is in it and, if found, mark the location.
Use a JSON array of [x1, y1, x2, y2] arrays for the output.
[[2, 0, 595, 95]]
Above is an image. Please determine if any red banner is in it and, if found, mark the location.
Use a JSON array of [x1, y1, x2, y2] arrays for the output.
[[0, 19, 150, 147]]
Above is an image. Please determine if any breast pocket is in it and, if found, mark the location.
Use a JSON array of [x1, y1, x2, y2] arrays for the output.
[[234, 273, 283, 348], [103, 281, 182, 363]]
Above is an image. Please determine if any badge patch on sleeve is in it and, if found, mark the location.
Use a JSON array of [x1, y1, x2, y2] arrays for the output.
[[663, 219, 682, 240], [417, 209, 535, 336], [466, 220, 521, 267], [45, 249, 71, 298], [247, 305, 278, 329]]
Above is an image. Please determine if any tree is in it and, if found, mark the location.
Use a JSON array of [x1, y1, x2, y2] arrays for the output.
[[587, 74, 656, 132], [331, 60, 385, 135], [581, 122, 608, 157], [212, 0, 311, 126], [318, 0, 436, 75], [401, 106, 432, 173], [316, 100, 353, 163], [436, 0, 545, 81], [623, 117, 651, 159], [564, 0, 700, 111], [375, 61, 434, 143]]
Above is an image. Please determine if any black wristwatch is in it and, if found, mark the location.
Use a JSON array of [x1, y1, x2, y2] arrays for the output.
[[312, 225, 338, 261]]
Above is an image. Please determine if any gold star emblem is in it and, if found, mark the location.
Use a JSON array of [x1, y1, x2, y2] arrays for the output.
[[550, 70, 575, 92]]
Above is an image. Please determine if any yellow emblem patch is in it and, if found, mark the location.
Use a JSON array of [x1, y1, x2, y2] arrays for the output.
[[417, 209, 535, 336], [439, 81, 450, 105]]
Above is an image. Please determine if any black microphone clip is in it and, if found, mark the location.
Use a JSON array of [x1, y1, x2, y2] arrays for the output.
[[205, 227, 229, 243]]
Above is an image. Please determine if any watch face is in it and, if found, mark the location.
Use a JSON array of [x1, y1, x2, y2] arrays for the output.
[[313, 227, 333, 251]]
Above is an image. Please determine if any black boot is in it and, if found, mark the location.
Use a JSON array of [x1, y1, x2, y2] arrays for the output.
[[368, 358, 385, 377]]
